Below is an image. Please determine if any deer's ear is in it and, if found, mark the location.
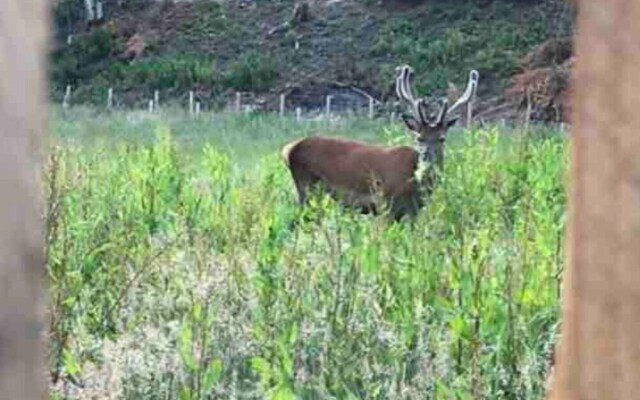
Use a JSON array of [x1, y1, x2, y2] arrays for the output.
[[402, 114, 421, 133]]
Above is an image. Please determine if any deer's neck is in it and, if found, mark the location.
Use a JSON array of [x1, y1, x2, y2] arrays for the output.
[[414, 144, 444, 192]]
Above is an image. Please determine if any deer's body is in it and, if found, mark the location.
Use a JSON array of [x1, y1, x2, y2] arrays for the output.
[[282, 135, 435, 219], [281, 65, 478, 220]]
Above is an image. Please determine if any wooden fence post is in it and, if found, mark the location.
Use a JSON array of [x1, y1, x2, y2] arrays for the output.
[[325, 95, 333, 118], [466, 81, 476, 128], [549, 1, 640, 399], [235, 92, 241, 112], [107, 87, 113, 110], [280, 94, 286, 117], [189, 91, 194, 116], [62, 85, 71, 109], [0, 0, 47, 398]]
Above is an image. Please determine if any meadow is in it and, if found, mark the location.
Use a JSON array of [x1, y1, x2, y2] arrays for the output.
[[46, 107, 566, 399]]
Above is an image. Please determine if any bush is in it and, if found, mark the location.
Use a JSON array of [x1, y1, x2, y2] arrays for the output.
[[223, 51, 281, 92], [47, 111, 566, 399], [51, 26, 117, 85]]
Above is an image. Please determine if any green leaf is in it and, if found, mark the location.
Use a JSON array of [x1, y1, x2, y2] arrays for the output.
[[178, 320, 196, 372], [179, 387, 192, 400], [202, 359, 223, 393], [450, 314, 465, 339], [271, 384, 295, 400], [62, 348, 80, 376], [251, 357, 272, 388]]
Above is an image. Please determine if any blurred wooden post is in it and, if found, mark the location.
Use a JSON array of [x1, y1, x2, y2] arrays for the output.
[[280, 94, 286, 117], [295, 107, 301, 121], [0, 0, 47, 398], [62, 85, 71, 109], [189, 91, 194, 116], [549, 1, 640, 399], [524, 88, 532, 133], [466, 81, 476, 128], [154, 90, 160, 110], [368, 97, 374, 119], [107, 87, 113, 110], [235, 92, 241, 112], [96, 0, 103, 20], [325, 95, 333, 118]]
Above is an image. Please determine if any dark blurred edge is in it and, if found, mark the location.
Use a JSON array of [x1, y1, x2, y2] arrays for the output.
[[0, 0, 48, 399]]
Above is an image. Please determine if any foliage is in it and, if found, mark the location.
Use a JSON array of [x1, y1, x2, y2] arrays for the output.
[[223, 52, 281, 92], [370, 2, 552, 96], [47, 109, 565, 399], [51, 26, 117, 86], [48, 0, 571, 106], [108, 55, 219, 91]]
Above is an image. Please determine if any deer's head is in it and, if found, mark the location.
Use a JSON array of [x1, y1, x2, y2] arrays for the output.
[[395, 65, 479, 164]]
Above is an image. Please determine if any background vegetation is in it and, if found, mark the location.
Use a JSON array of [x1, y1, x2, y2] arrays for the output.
[[49, 0, 573, 107], [47, 108, 566, 399]]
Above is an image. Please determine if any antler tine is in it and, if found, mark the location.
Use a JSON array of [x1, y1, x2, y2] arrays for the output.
[[447, 69, 479, 116], [395, 67, 405, 101], [395, 65, 422, 121], [436, 99, 449, 125], [402, 66, 418, 103]]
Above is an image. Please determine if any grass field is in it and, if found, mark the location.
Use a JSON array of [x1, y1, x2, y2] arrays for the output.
[[46, 107, 567, 399]]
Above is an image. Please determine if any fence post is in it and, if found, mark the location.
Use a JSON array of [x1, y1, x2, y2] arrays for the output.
[[524, 89, 532, 133], [467, 82, 476, 128], [195, 102, 201, 117], [189, 91, 194, 116], [296, 107, 301, 122], [107, 87, 113, 110], [280, 94, 286, 117], [154, 90, 159, 110], [235, 92, 241, 112], [325, 95, 333, 118], [62, 85, 71, 109], [148, 99, 154, 113], [549, 1, 640, 399], [368, 97, 374, 119]]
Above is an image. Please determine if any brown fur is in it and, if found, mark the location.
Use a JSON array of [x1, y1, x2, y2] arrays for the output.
[[282, 135, 420, 217]]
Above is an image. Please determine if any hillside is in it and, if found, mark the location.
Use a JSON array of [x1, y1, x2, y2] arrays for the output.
[[51, 0, 574, 119]]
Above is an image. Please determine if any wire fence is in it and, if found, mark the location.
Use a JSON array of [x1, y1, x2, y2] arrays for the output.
[[58, 84, 572, 137]]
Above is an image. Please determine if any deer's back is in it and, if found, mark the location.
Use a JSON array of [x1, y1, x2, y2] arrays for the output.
[[285, 136, 418, 197]]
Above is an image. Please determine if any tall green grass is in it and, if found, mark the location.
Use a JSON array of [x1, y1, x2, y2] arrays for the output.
[[47, 109, 566, 399]]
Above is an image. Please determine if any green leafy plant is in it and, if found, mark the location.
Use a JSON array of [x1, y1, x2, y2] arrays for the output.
[[47, 109, 566, 399]]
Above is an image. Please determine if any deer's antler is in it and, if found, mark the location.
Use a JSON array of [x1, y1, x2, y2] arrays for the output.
[[435, 99, 449, 125], [447, 69, 479, 116], [396, 65, 426, 123]]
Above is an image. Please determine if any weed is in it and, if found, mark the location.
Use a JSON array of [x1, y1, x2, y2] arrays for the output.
[[47, 109, 565, 399]]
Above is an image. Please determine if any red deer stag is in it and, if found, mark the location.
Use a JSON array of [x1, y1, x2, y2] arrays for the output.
[[281, 65, 479, 220]]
